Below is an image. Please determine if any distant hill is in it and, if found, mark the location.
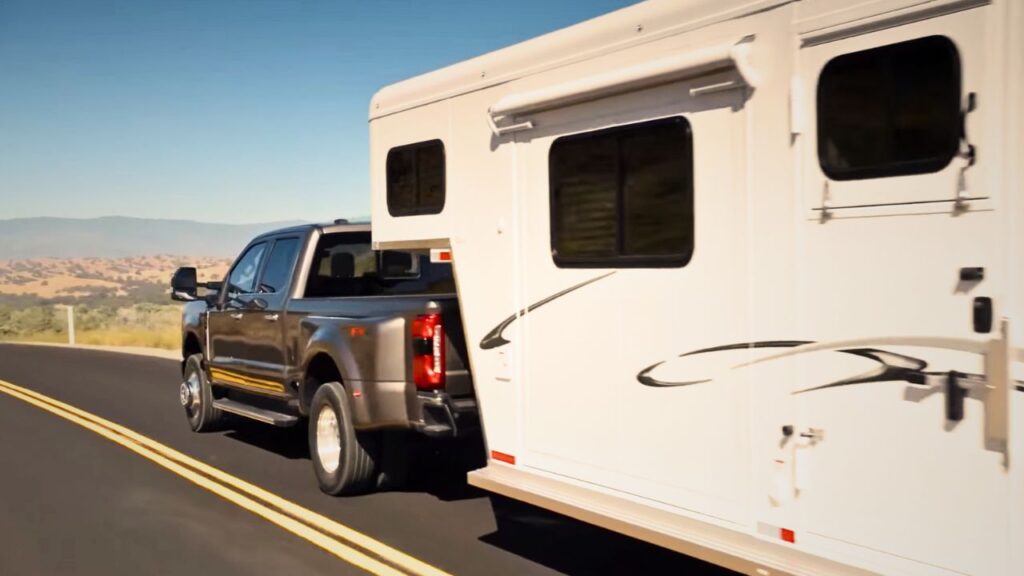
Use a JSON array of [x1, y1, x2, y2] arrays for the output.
[[0, 216, 319, 259]]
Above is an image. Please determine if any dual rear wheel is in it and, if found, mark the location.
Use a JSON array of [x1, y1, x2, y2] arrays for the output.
[[308, 381, 381, 495], [181, 360, 405, 495]]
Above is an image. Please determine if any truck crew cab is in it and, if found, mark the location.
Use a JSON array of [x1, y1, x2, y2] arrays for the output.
[[170, 221, 475, 494]]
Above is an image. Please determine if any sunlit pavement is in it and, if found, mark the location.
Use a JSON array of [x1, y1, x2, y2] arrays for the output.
[[0, 343, 734, 576]]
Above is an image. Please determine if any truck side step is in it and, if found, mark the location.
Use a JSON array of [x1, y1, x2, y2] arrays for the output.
[[213, 398, 299, 427]]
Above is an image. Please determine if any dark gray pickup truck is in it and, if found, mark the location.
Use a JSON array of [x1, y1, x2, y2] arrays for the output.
[[170, 221, 475, 494]]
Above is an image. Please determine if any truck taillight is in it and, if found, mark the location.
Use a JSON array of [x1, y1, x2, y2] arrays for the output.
[[411, 313, 444, 390]]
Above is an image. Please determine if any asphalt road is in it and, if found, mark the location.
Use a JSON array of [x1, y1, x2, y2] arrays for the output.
[[0, 344, 735, 576]]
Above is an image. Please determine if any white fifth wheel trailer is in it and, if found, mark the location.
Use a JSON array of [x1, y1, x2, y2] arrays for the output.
[[367, 1, 1024, 574]]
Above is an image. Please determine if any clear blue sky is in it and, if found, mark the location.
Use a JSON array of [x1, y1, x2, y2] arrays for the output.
[[0, 0, 638, 224]]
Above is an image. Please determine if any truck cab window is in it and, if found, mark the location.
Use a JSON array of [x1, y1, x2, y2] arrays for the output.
[[258, 237, 301, 294], [227, 242, 267, 295], [550, 117, 693, 268], [304, 232, 454, 297], [386, 139, 445, 216], [305, 233, 375, 297], [817, 35, 961, 181]]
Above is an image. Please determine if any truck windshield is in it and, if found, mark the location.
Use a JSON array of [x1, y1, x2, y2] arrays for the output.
[[303, 232, 454, 298]]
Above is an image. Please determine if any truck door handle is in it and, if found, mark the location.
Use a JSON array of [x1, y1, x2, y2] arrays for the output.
[[229, 312, 243, 320], [264, 313, 279, 322]]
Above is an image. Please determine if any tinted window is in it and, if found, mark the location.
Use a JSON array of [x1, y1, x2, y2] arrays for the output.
[[305, 232, 374, 298], [227, 242, 267, 294], [378, 250, 421, 279], [304, 232, 453, 298], [817, 35, 961, 180], [386, 140, 445, 216], [550, 117, 693, 267], [258, 237, 301, 293]]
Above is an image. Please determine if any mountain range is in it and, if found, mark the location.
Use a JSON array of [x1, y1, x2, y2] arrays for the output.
[[0, 216, 324, 260]]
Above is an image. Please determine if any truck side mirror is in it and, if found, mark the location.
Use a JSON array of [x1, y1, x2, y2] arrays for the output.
[[171, 267, 199, 302]]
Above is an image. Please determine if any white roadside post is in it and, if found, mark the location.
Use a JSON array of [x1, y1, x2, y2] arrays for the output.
[[67, 305, 75, 345], [58, 304, 75, 345]]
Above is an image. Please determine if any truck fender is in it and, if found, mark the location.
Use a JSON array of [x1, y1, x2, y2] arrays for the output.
[[180, 304, 208, 374], [181, 329, 205, 369], [298, 323, 359, 414]]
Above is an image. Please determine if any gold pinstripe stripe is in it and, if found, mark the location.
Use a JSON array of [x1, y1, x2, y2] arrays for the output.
[[210, 368, 285, 393], [211, 372, 281, 393], [210, 368, 280, 389]]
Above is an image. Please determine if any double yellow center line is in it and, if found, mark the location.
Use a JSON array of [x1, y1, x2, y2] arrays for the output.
[[0, 378, 452, 576]]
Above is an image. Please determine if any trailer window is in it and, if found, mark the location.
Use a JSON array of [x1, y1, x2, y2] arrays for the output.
[[817, 35, 961, 181], [550, 117, 693, 267], [387, 140, 445, 216]]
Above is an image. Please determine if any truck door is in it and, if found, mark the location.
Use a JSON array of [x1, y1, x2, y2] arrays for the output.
[[234, 235, 302, 392], [792, 5, 1009, 574], [208, 240, 284, 397]]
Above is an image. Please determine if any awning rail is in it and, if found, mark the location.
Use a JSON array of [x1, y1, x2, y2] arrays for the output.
[[487, 37, 759, 136]]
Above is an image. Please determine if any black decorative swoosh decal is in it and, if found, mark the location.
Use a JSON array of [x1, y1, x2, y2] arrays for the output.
[[679, 340, 813, 357], [636, 340, 1013, 395], [792, 347, 936, 394], [636, 363, 710, 387], [479, 272, 616, 350], [638, 341, 811, 387]]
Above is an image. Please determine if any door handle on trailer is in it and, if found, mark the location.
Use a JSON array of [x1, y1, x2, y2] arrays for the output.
[[264, 313, 279, 321], [229, 312, 243, 320]]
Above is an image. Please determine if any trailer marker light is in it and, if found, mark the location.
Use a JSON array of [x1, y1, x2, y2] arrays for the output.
[[349, 326, 366, 337], [491, 451, 516, 465], [758, 522, 796, 544], [430, 248, 452, 263], [352, 391, 363, 398]]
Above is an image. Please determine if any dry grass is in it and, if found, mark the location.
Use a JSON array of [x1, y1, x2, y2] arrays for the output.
[[0, 255, 228, 351], [10, 331, 68, 344], [6, 326, 181, 350], [0, 255, 231, 298], [1, 304, 184, 350], [77, 327, 181, 349], [0, 275, 120, 298]]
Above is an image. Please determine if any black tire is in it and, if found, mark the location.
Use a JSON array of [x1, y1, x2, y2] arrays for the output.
[[182, 353, 222, 432], [309, 381, 379, 495]]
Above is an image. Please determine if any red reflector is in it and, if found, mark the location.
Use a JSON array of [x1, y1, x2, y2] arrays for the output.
[[352, 391, 362, 398], [780, 528, 795, 543], [349, 326, 366, 337], [491, 451, 516, 465]]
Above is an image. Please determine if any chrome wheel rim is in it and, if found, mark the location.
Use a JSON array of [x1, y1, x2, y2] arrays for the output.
[[181, 372, 201, 414], [316, 405, 342, 474]]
